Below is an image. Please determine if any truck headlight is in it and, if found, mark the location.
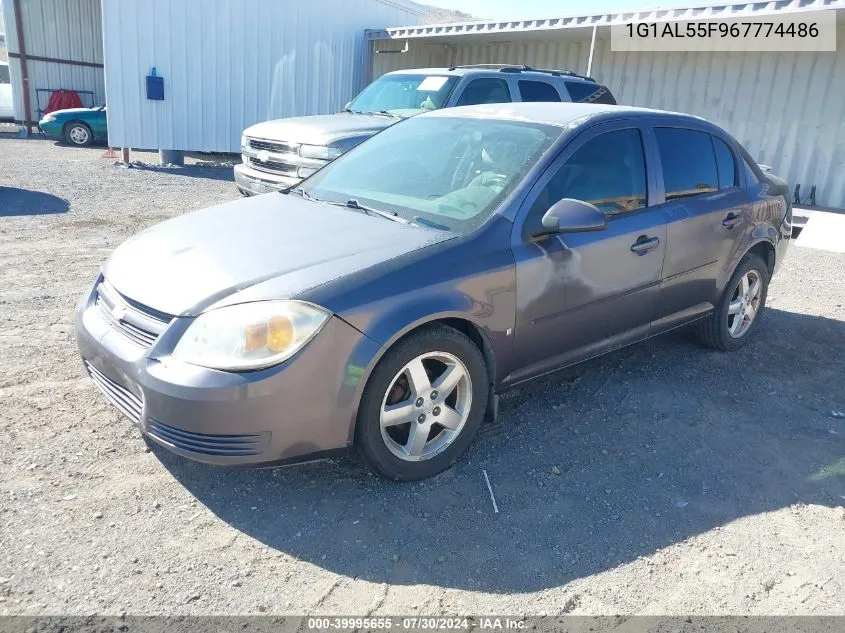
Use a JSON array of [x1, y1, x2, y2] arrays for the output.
[[241, 134, 248, 150], [298, 144, 342, 160], [172, 301, 330, 371]]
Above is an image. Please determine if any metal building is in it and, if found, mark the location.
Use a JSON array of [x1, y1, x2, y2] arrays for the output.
[[1, 0, 104, 127], [102, 0, 422, 153], [367, 0, 845, 210]]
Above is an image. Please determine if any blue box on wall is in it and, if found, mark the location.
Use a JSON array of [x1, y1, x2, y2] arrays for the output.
[[146, 75, 164, 100]]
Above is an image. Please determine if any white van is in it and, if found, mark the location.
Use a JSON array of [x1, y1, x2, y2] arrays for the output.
[[0, 62, 14, 121]]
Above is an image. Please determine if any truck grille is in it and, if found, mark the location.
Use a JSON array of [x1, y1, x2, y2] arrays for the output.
[[95, 281, 173, 349], [248, 157, 298, 176], [147, 419, 270, 457], [85, 361, 143, 424], [249, 138, 297, 154]]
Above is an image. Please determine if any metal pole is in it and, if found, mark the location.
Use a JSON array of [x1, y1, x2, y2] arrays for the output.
[[587, 25, 597, 77], [12, 0, 34, 132]]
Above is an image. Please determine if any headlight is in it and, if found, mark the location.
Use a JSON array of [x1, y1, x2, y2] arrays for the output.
[[298, 144, 342, 160], [172, 301, 329, 371], [240, 134, 248, 149], [41, 115, 57, 123]]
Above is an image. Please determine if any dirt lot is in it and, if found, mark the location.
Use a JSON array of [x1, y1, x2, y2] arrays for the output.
[[1, 135, 844, 616]]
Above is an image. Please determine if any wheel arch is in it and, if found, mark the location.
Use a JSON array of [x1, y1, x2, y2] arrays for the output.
[[720, 236, 777, 294], [746, 240, 776, 277], [343, 314, 499, 445]]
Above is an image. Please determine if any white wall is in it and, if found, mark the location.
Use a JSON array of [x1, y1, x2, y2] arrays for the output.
[[103, 0, 421, 153]]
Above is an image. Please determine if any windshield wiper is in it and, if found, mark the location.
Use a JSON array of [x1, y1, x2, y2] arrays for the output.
[[346, 199, 410, 224], [319, 198, 409, 224], [413, 216, 451, 231], [285, 186, 312, 199], [341, 107, 359, 114], [371, 110, 403, 119]]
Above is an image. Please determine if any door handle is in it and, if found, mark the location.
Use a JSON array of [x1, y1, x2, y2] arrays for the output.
[[722, 212, 743, 228], [630, 236, 660, 255]]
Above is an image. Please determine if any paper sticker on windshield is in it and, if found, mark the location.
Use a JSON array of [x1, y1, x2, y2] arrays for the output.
[[417, 76, 449, 92]]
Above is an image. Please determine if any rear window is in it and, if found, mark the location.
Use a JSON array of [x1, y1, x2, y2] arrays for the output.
[[713, 137, 737, 188], [564, 81, 616, 104], [0, 65, 10, 84], [518, 80, 561, 103], [655, 128, 719, 200]]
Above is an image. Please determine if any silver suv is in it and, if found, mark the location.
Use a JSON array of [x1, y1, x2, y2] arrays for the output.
[[234, 64, 616, 196]]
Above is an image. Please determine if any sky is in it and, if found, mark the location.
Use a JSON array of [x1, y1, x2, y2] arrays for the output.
[[422, 0, 695, 20]]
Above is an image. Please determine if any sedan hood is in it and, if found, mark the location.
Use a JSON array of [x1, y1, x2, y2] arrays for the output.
[[244, 113, 393, 146], [103, 194, 450, 317]]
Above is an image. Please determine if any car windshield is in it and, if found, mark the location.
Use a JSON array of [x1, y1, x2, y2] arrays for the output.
[[347, 74, 460, 118], [299, 116, 561, 233]]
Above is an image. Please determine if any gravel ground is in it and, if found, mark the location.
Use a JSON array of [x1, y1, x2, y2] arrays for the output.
[[1, 135, 844, 616]]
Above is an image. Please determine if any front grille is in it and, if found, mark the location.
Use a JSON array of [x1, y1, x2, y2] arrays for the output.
[[248, 157, 297, 175], [147, 419, 270, 457], [85, 361, 143, 424], [96, 281, 172, 349], [249, 138, 297, 154]]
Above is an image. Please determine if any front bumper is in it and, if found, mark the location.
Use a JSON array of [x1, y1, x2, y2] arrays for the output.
[[234, 162, 299, 196], [38, 120, 64, 139], [74, 278, 382, 466]]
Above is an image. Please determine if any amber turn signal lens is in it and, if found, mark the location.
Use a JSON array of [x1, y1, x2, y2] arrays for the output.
[[267, 316, 294, 352], [244, 322, 268, 352]]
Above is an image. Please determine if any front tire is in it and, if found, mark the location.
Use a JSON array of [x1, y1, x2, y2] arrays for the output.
[[695, 253, 769, 351], [65, 122, 93, 147], [355, 325, 489, 481]]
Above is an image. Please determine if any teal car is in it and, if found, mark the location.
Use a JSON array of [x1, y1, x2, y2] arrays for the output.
[[39, 105, 108, 147]]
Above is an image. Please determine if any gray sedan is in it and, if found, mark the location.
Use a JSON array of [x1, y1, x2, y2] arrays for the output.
[[75, 103, 792, 481]]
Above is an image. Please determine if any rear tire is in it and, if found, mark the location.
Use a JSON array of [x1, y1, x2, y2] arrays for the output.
[[695, 253, 769, 351], [65, 122, 93, 147], [355, 325, 489, 481]]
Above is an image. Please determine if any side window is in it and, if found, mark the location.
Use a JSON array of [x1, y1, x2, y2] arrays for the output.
[[0, 65, 10, 85], [526, 128, 648, 234], [518, 80, 561, 103], [654, 128, 718, 200], [564, 81, 616, 105], [712, 136, 737, 188], [455, 78, 512, 106]]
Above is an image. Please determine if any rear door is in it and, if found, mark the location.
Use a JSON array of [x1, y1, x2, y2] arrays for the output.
[[516, 79, 564, 103], [509, 121, 667, 383], [647, 125, 752, 329], [452, 76, 514, 106]]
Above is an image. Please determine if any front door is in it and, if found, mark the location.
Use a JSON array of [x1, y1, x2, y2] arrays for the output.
[[509, 124, 667, 384]]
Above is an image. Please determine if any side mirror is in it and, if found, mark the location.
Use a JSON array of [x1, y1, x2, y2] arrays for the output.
[[538, 198, 607, 235]]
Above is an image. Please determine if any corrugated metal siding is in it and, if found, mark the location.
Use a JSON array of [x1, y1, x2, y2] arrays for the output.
[[2, 0, 104, 122], [103, 0, 420, 153], [371, 27, 845, 209]]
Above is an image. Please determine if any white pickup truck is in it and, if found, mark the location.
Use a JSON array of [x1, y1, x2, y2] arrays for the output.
[[0, 62, 14, 121]]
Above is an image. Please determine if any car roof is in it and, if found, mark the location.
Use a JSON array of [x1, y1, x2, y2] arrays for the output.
[[383, 67, 597, 83], [419, 102, 713, 130]]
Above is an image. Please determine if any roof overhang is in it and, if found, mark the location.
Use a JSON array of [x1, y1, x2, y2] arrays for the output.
[[367, 0, 845, 40]]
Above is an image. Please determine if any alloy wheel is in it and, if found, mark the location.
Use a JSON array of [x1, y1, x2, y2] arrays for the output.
[[69, 125, 90, 145], [379, 351, 472, 462], [727, 269, 762, 338]]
